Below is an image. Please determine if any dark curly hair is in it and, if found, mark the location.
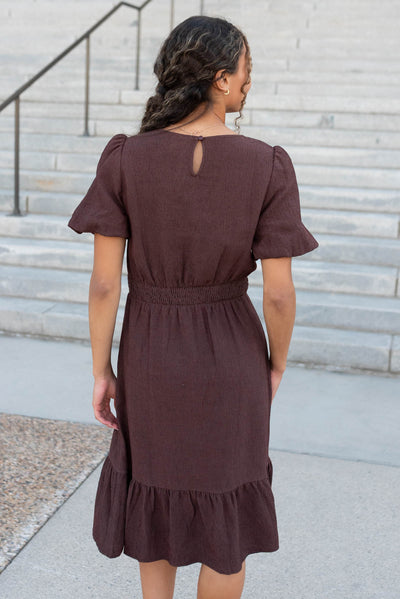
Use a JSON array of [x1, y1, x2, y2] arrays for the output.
[[137, 15, 252, 134]]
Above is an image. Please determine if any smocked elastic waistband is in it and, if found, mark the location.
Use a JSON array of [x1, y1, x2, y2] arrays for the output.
[[129, 276, 248, 305]]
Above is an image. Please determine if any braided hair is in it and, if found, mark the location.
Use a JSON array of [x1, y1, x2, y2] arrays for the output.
[[137, 15, 252, 134]]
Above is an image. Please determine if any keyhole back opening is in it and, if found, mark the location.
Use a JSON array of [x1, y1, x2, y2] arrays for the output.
[[191, 138, 204, 176]]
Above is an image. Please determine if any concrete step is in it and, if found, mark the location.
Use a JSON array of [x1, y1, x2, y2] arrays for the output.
[[0, 292, 397, 373], [0, 169, 94, 195], [1, 202, 399, 263], [250, 286, 400, 334], [6, 88, 399, 115], [276, 57, 400, 74], [0, 212, 81, 242], [0, 236, 96, 272], [155, 92, 400, 115], [17, 185, 397, 219], [1, 257, 397, 305], [0, 294, 124, 345], [4, 55, 398, 84], [302, 234, 400, 268], [0, 264, 112, 304], [0, 230, 398, 273], [2, 159, 399, 197], [286, 146, 400, 169], [288, 325, 393, 372], [0, 132, 112, 154], [301, 208, 399, 239], [277, 83, 400, 98], [1, 99, 145, 121], [0, 190, 84, 216], [295, 44, 400, 62], [2, 99, 400, 133], [299, 186, 400, 214], [294, 163, 400, 191], [242, 125, 400, 151], [249, 261, 398, 297], [2, 143, 399, 172], [0, 230, 399, 277], [19, 86, 121, 104], [5, 74, 400, 101], [252, 110, 400, 133], [2, 116, 400, 152], [4, 67, 400, 89]]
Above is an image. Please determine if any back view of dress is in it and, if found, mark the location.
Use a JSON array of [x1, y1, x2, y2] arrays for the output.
[[68, 128, 318, 575]]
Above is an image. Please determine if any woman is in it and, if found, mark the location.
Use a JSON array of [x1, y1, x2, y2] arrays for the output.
[[68, 14, 318, 599]]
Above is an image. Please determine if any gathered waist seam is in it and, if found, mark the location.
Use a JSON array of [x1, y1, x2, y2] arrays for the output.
[[128, 276, 248, 305]]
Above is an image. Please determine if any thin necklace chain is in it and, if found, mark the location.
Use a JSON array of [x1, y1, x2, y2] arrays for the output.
[[168, 111, 234, 136]]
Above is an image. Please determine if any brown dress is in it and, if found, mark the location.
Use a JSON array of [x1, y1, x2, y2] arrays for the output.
[[67, 129, 318, 575]]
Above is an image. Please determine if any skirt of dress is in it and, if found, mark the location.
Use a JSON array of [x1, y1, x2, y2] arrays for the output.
[[92, 276, 279, 575]]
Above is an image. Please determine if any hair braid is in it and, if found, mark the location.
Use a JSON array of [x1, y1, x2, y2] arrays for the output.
[[137, 15, 251, 134]]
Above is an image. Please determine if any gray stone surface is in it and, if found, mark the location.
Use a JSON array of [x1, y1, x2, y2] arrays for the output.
[[299, 186, 400, 213], [302, 208, 399, 238], [0, 447, 399, 598], [391, 336, 400, 372], [249, 287, 400, 334], [258, 260, 398, 297], [1, 0, 400, 373], [294, 290, 400, 333], [302, 234, 400, 267], [0, 331, 399, 597], [289, 325, 391, 372], [1, 334, 399, 466]]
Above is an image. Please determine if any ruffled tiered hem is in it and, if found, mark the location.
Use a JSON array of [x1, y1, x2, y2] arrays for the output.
[[92, 456, 279, 575]]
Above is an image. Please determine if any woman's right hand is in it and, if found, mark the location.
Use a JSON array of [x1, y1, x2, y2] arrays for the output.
[[270, 368, 284, 402], [92, 372, 119, 430]]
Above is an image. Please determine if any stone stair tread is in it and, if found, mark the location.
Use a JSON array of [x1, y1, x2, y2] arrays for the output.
[[2, 144, 400, 170], [302, 233, 400, 267], [1, 0, 399, 372], [2, 260, 391, 279], [2, 186, 400, 218], [0, 294, 394, 371], [261, 287, 400, 310], [0, 295, 124, 318], [302, 208, 399, 238], [299, 185, 400, 213], [248, 286, 400, 334]]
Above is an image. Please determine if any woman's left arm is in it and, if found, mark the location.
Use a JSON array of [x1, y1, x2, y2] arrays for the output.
[[88, 233, 126, 429]]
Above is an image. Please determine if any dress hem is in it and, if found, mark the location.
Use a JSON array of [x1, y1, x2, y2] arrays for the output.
[[92, 455, 279, 576]]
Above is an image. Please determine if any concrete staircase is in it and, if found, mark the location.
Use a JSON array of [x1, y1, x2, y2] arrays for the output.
[[0, 0, 399, 373]]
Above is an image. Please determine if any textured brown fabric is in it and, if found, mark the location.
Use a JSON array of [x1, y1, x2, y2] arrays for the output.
[[68, 129, 318, 574]]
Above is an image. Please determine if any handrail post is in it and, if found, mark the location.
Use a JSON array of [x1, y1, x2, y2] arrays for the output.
[[135, 8, 141, 90], [83, 35, 90, 136], [170, 0, 174, 29], [12, 96, 21, 216], [0, 1, 155, 214], [200, 0, 204, 15]]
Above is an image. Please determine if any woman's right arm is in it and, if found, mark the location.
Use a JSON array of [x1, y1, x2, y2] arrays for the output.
[[261, 256, 296, 401]]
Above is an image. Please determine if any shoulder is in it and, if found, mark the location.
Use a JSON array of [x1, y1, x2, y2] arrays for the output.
[[123, 129, 163, 148], [237, 134, 282, 160], [98, 133, 128, 164]]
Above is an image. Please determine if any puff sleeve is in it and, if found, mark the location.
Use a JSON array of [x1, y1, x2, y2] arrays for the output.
[[251, 145, 318, 259], [67, 133, 130, 238]]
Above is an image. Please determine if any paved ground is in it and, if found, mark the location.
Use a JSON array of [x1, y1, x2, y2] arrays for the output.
[[0, 333, 399, 598]]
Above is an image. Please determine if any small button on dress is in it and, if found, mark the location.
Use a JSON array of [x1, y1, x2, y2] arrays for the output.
[[67, 129, 319, 575]]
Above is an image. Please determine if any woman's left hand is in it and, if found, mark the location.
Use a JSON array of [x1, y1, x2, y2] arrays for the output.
[[92, 372, 119, 430]]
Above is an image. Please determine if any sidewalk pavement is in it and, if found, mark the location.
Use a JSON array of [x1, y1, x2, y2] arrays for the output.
[[1, 332, 399, 598]]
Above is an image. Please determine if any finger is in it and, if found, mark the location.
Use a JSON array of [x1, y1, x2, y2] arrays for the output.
[[94, 410, 119, 430]]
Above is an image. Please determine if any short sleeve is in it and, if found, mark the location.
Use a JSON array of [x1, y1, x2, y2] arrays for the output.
[[67, 133, 130, 238], [251, 145, 319, 260]]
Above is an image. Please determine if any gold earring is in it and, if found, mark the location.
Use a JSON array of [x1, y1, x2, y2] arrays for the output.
[[224, 89, 230, 95]]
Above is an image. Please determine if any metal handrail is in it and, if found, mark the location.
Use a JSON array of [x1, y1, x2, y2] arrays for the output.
[[1, 0, 205, 216]]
